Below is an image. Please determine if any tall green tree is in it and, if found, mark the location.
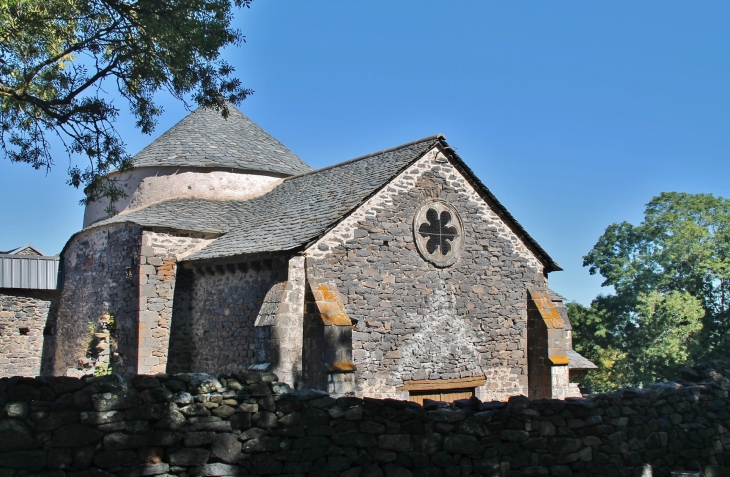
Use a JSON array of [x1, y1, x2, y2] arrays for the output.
[[571, 192, 730, 390], [0, 0, 252, 205]]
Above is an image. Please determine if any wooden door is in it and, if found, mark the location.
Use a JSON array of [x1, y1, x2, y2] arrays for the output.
[[408, 388, 474, 405]]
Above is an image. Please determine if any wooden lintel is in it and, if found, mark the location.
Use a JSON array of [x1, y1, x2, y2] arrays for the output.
[[397, 376, 486, 392]]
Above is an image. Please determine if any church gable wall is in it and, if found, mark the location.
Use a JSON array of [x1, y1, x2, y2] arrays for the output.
[[188, 257, 288, 375], [52, 224, 142, 375], [306, 147, 548, 400]]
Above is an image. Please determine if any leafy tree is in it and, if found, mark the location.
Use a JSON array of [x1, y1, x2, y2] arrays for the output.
[[0, 0, 253, 206], [571, 192, 730, 390]]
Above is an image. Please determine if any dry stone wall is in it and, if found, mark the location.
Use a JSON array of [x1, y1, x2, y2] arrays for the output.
[[1, 363, 730, 477], [306, 148, 548, 400], [0, 290, 59, 377]]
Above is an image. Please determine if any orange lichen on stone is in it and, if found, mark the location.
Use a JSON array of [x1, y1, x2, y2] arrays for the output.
[[550, 356, 570, 366], [157, 259, 177, 281], [313, 284, 352, 326], [328, 361, 356, 372], [530, 291, 565, 329]]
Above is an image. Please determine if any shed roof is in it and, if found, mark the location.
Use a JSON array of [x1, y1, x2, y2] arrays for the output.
[[131, 104, 313, 176], [91, 135, 561, 271], [567, 349, 598, 370]]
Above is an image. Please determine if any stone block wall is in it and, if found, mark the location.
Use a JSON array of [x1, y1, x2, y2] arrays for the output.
[[306, 148, 548, 400], [302, 279, 354, 394], [1, 363, 730, 477], [168, 268, 195, 374], [138, 231, 214, 375], [52, 224, 142, 376], [265, 256, 307, 389], [527, 290, 570, 400], [188, 257, 289, 375], [0, 289, 59, 377]]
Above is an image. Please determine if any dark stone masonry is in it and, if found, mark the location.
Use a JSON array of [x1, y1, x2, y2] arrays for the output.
[[0, 290, 59, 377], [1, 362, 729, 477]]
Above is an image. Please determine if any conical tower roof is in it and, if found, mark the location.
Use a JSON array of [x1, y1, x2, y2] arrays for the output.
[[131, 104, 313, 176]]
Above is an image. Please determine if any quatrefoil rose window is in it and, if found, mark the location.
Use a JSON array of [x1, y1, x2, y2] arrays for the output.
[[413, 200, 465, 267]]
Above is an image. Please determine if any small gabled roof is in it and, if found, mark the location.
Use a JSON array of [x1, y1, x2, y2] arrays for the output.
[[91, 135, 560, 271], [1, 244, 45, 256], [131, 104, 313, 176]]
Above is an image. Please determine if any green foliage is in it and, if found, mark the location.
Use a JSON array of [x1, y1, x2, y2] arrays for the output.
[[93, 362, 112, 376], [571, 192, 730, 390], [0, 0, 253, 205], [101, 315, 116, 334], [86, 320, 97, 350]]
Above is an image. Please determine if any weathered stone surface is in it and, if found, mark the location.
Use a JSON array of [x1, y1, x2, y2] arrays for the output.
[[80, 410, 125, 426], [4, 401, 29, 419], [210, 434, 242, 464], [184, 431, 216, 447], [229, 412, 251, 430], [443, 435, 481, 455], [91, 392, 143, 412], [179, 403, 210, 417], [186, 420, 231, 432], [243, 437, 281, 452], [147, 430, 182, 447], [378, 434, 412, 452], [103, 432, 150, 450], [0, 450, 48, 470], [168, 448, 210, 466], [35, 410, 79, 432], [49, 424, 103, 447], [92, 450, 138, 468], [124, 404, 168, 421], [116, 463, 170, 477], [211, 404, 235, 418], [187, 374, 222, 394], [252, 411, 278, 428], [189, 463, 245, 476], [0, 419, 34, 452], [333, 431, 378, 448]]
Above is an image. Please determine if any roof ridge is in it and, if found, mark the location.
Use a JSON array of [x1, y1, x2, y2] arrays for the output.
[[284, 134, 444, 181]]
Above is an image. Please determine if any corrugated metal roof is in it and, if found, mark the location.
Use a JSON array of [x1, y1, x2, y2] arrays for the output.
[[0, 254, 59, 289]]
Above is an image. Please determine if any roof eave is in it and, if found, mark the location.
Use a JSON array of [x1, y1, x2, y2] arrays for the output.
[[434, 139, 563, 273]]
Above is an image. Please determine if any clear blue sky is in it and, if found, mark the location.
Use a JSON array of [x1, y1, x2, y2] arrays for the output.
[[2, 1, 729, 305]]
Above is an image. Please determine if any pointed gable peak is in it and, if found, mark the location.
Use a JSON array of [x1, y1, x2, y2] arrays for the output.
[[131, 104, 313, 176]]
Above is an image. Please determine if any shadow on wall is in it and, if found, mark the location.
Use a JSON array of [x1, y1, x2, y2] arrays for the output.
[[302, 282, 352, 393], [167, 265, 301, 387], [167, 267, 195, 374], [39, 293, 61, 376]]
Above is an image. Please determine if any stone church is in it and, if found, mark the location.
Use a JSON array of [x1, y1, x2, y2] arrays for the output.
[[2, 105, 595, 402]]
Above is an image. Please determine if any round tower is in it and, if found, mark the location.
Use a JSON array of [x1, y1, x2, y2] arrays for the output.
[[83, 106, 312, 227]]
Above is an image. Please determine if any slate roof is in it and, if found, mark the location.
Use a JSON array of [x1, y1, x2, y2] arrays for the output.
[[567, 349, 598, 370], [130, 105, 312, 176], [549, 289, 567, 302], [90, 134, 561, 270], [94, 135, 441, 258]]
